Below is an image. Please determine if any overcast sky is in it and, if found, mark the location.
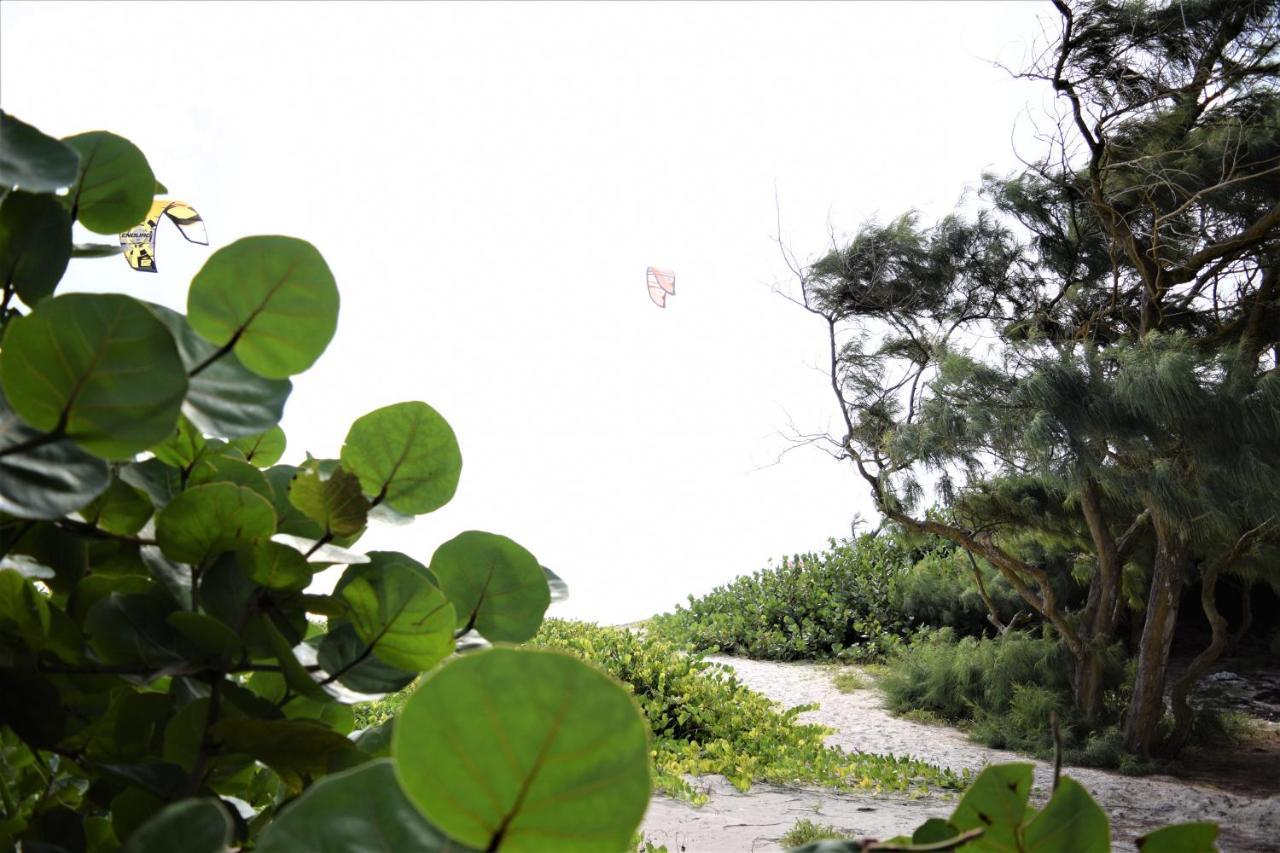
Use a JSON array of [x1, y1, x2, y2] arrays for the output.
[[2, 1, 1050, 624]]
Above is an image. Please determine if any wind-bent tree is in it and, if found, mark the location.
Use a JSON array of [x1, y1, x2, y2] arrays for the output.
[[787, 0, 1280, 756]]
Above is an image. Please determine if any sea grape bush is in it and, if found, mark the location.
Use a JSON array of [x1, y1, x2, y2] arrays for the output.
[[0, 113, 651, 852], [531, 619, 964, 800], [650, 535, 915, 661], [788, 762, 1218, 852]]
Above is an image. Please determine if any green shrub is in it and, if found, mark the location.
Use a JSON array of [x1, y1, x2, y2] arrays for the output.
[[780, 818, 844, 848], [650, 535, 914, 661], [888, 546, 1025, 636], [831, 668, 869, 692], [881, 628, 1129, 764], [531, 619, 965, 799]]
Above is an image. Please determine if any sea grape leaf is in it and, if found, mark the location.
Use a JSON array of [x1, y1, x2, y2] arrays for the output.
[[0, 111, 80, 193], [259, 613, 330, 701], [79, 476, 152, 536], [340, 551, 455, 671], [228, 426, 286, 467], [187, 455, 274, 503], [394, 648, 651, 853], [289, 464, 369, 538], [211, 717, 364, 792], [166, 612, 242, 663], [0, 190, 71, 305], [62, 131, 156, 234], [119, 458, 182, 508], [84, 592, 183, 668], [240, 540, 314, 591], [0, 292, 187, 459], [1135, 822, 1218, 853], [1022, 776, 1109, 853], [428, 531, 549, 642], [340, 401, 461, 515], [315, 622, 418, 697], [256, 759, 469, 853], [120, 798, 232, 853], [187, 236, 339, 380], [0, 389, 109, 519], [146, 303, 292, 438], [948, 762, 1033, 852], [155, 483, 275, 565]]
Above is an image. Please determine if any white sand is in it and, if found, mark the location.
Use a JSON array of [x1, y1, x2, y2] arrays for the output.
[[637, 656, 1280, 852]]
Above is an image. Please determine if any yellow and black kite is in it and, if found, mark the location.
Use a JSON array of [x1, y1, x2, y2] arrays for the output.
[[119, 200, 208, 272]]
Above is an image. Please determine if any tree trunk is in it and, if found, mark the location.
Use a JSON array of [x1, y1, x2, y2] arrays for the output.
[[1167, 561, 1227, 752], [1124, 518, 1188, 757], [1074, 651, 1107, 725]]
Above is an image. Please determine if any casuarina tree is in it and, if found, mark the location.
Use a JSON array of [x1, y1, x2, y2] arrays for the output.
[[785, 0, 1280, 756]]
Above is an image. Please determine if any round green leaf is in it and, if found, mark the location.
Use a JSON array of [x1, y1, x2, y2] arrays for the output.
[[315, 622, 418, 698], [1024, 776, 1110, 852], [228, 426, 286, 467], [393, 647, 650, 852], [0, 389, 109, 519], [146, 303, 292, 438], [187, 236, 338, 379], [0, 190, 71, 305], [290, 464, 369, 538], [0, 293, 187, 459], [341, 401, 461, 515], [949, 763, 1033, 850], [0, 111, 80, 193], [1136, 822, 1219, 853], [340, 551, 455, 671], [120, 798, 231, 853], [429, 531, 550, 642], [155, 483, 276, 565], [240, 540, 314, 590], [62, 131, 156, 234], [187, 454, 273, 503], [257, 759, 468, 853]]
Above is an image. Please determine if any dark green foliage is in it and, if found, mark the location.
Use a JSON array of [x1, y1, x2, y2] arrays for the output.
[[887, 545, 1027, 636], [531, 619, 964, 799], [650, 535, 913, 661], [880, 629, 1137, 768], [0, 115, 652, 852]]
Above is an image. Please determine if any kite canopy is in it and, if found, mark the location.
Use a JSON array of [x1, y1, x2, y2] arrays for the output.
[[119, 199, 208, 272], [646, 266, 675, 308]]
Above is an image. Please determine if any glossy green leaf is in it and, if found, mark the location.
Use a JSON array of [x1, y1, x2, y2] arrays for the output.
[[211, 717, 364, 791], [119, 458, 181, 508], [229, 426, 286, 467], [260, 613, 330, 701], [0, 293, 187, 459], [0, 190, 71, 305], [155, 483, 275, 565], [120, 798, 231, 853], [240, 540, 314, 590], [188, 454, 273, 502], [341, 552, 455, 671], [166, 612, 242, 662], [1135, 821, 1218, 852], [429, 531, 550, 642], [316, 622, 418, 697], [84, 592, 182, 668], [290, 464, 369, 538], [62, 131, 155, 234], [257, 759, 469, 853], [948, 762, 1032, 852], [0, 111, 80, 193], [913, 818, 961, 844], [341, 401, 461, 515], [187, 236, 338, 379], [0, 389, 109, 519], [79, 476, 152, 536], [146, 303, 292, 438], [393, 647, 650, 853], [1023, 776, 1109, 853], [150, 415, 209, 469]]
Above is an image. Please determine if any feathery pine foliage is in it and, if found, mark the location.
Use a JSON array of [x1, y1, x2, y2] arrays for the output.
[[0, 114, 652, 852], [649, 535, 914, 661], [531, 619, 964, 800], [790, 0, 1280, 756]]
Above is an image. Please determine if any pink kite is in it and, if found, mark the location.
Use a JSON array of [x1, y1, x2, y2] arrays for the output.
[[647, 266, 676, 308]]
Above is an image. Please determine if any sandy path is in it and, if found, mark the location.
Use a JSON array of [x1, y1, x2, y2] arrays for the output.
[[637, 656, 1280, 852]]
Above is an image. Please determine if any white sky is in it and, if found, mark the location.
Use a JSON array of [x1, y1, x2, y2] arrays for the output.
[[2, 1, 1050, 624]]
